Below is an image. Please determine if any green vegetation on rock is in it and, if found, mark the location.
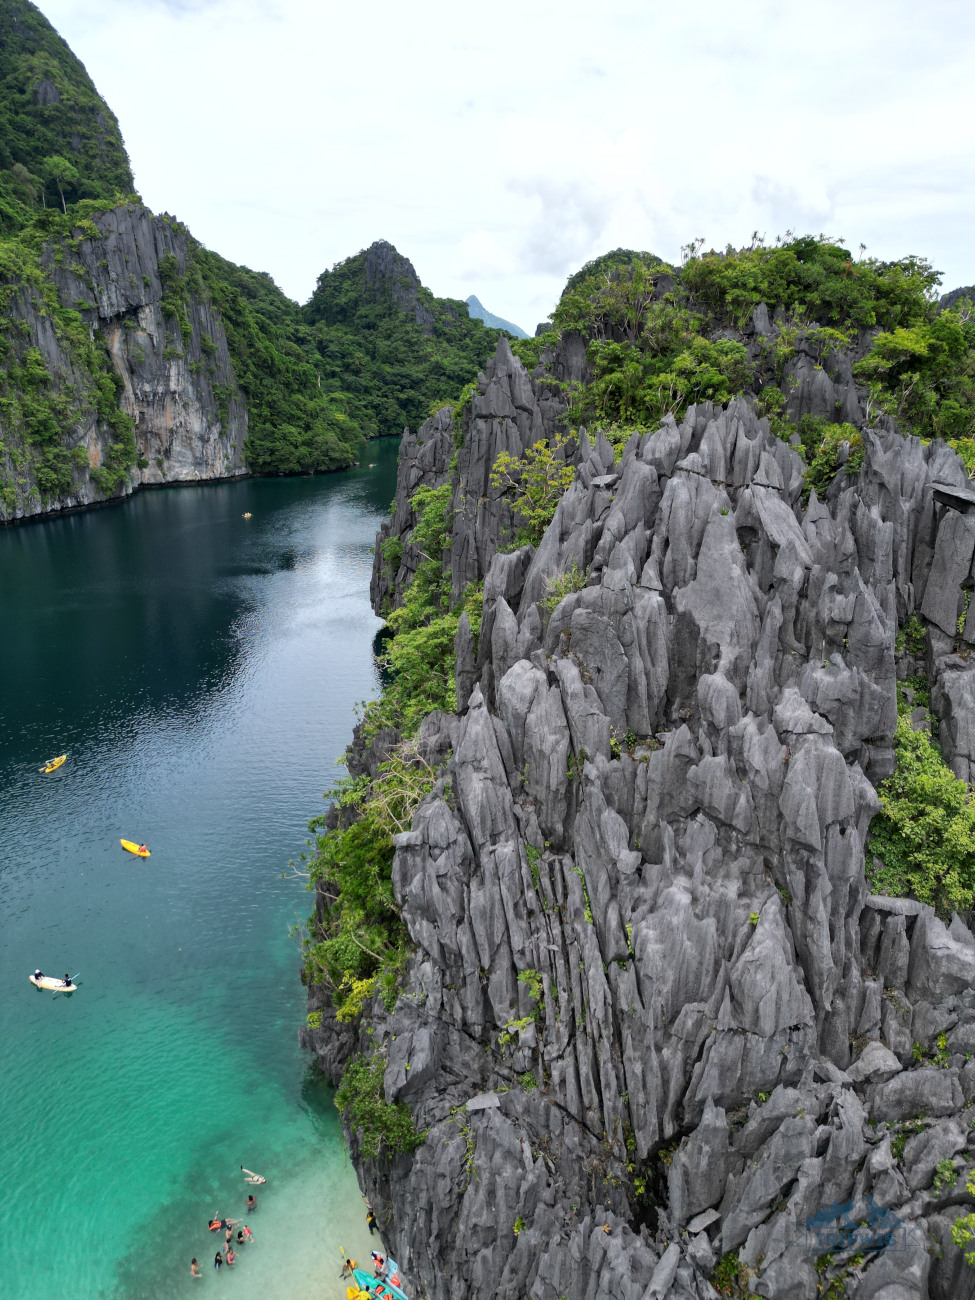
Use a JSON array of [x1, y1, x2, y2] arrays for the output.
[[190, 246, 366, 474], [680, 235, 939, 332], [490, 427, 576, 546], [513, 235, 975, 485], [0, 201, 139, 508], [869, 689, 975, 918], [854, 302, 975, 446], [334, 1052, 425, 1160], [304, 241, 506, 440], [0, 0, 134, 231]]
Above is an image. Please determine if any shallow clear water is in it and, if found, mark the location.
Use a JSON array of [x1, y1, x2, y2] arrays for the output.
[[0, 443, 400, 1299]]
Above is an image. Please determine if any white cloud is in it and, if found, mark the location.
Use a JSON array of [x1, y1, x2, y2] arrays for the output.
[[36, 0, 975, 334]]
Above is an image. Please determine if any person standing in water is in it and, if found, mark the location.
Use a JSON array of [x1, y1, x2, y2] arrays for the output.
[[190, 1259, 201, 1278], [213, 1251, 223, 1272], [245, 1193, 257, 1212]]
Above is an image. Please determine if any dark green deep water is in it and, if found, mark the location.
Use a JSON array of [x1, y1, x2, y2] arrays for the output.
[[0, 441, 400, 1299]]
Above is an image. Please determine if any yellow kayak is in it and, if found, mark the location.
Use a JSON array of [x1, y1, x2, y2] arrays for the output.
[[41, 754, 66, 773], [30, 975, 77, 991], [120, 839, 151, 858]]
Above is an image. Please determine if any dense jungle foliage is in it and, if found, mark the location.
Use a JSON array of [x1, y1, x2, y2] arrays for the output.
[[189, 247, 367, 474], [0, 0, 133, 232], [514, 236, 974, 474], [303, 244, 505, 439]]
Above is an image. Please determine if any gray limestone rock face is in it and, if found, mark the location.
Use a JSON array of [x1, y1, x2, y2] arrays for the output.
[[307, 339, 975, 1300], [1, 203, 246, 522]]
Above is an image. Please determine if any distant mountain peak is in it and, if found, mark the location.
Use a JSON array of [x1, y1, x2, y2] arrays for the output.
[[465, 294, 527, 339]]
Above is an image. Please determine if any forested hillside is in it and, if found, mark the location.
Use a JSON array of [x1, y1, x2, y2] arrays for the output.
[[304, 241, 507, 440], [0, 0, 133, 232]]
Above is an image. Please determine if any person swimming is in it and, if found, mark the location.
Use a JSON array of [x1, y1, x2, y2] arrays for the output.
[[208, 1216, 239, 1232], [241, 1165, 266, 1184]]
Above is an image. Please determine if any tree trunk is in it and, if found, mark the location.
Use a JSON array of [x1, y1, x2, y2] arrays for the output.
[[58, 184, 66, 215]]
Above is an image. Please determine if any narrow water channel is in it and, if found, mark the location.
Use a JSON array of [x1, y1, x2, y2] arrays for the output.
[[0, 440, 400, 1298]]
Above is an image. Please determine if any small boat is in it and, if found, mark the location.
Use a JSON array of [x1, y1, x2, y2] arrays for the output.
[[120, 839, 151, 857], [41, 754, 66, 773], [30, 974, 77, 992], [351, 1267, 409, 1300], [242, 512, 252, 518]]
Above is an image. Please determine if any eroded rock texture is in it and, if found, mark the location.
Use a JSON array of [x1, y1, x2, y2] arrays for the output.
[[307, 337, 975, 1300], [0, 203, 245, 522]]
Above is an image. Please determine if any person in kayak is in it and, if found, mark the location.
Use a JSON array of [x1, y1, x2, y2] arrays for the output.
[[62, 974, 71, 987], [372, 1251, 389, 1279], [138, 844, 148, 854], [33, 969, 43, 982]]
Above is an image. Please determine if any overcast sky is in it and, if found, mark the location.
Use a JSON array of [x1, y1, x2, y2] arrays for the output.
[[39, 0, 975, 332]]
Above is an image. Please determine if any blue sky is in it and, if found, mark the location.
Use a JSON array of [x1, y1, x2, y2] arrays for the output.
[[40, 0, 975, 331]]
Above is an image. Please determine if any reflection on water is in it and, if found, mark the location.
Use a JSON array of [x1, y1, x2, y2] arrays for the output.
[[0, 444, 400, 1300]]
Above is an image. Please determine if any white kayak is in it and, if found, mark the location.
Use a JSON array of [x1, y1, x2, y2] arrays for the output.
[[30, 975, 77, 992]]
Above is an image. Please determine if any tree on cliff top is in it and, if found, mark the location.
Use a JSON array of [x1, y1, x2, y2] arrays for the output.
[[42, 153, 77, 214], [0, 0, 135, 227]]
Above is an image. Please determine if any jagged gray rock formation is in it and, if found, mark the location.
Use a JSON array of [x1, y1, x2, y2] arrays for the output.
[[0, 203, 245, 523], [306, 333, 975, 1299]]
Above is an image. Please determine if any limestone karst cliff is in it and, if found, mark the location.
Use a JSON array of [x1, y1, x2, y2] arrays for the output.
[[304, 300, 975, 1299], [0, 201, 246, 521]]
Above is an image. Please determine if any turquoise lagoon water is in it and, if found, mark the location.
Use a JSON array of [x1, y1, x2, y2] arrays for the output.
[[0, 441, 400, 1299]]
